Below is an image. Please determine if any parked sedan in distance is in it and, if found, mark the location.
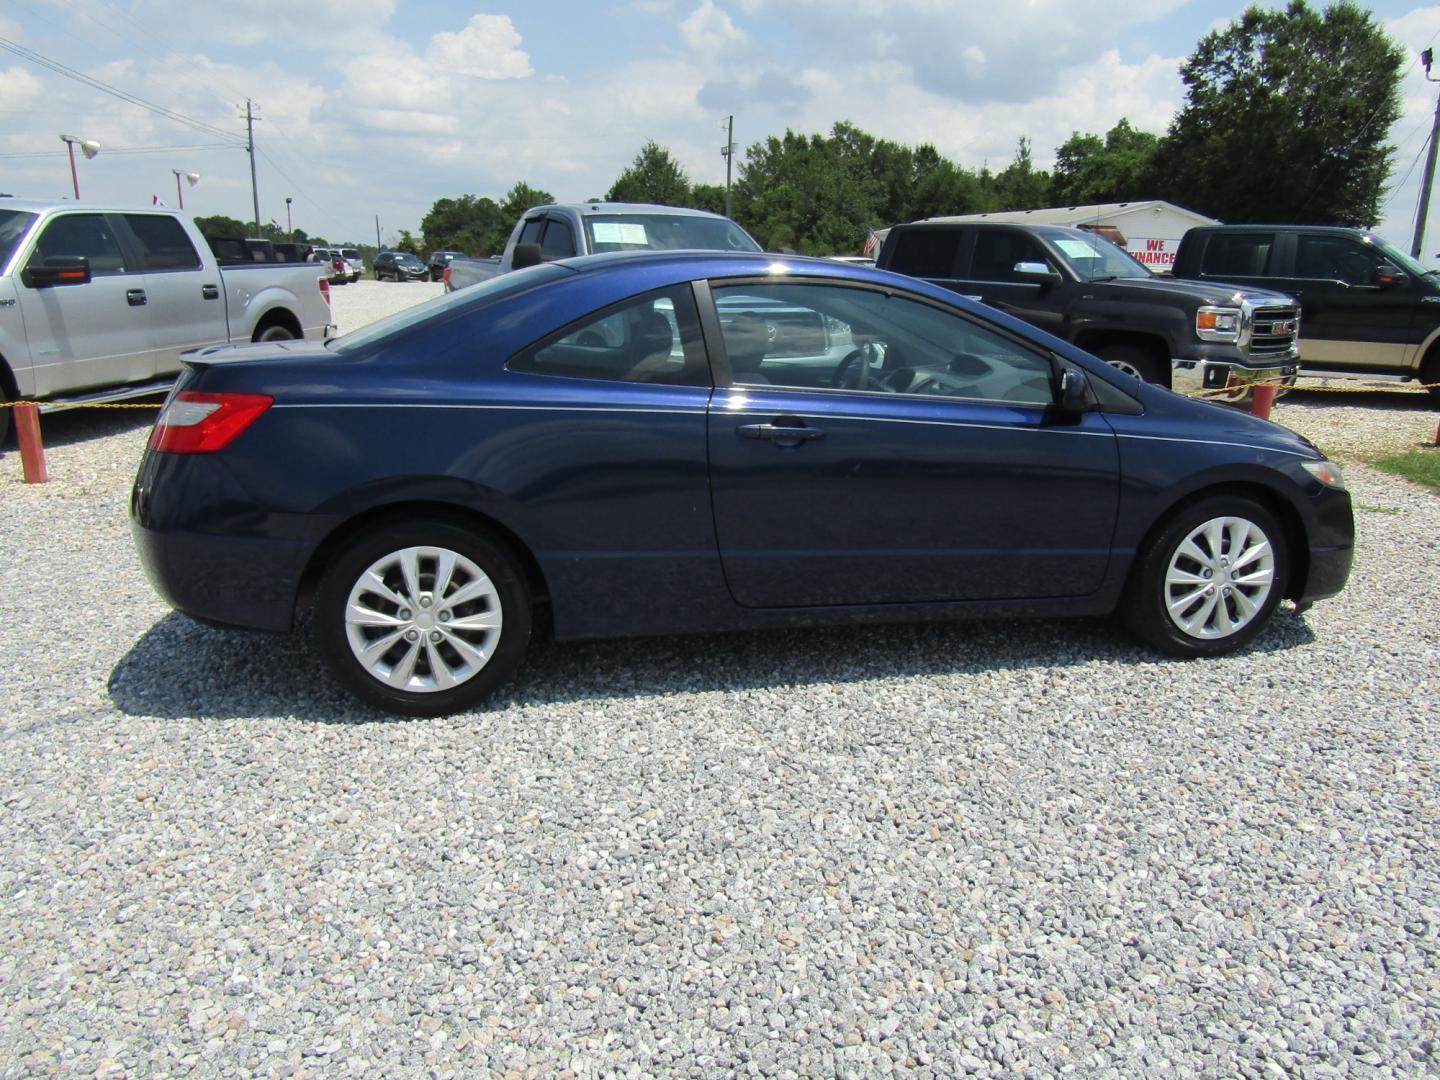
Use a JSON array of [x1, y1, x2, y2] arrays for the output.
[[373, 250, 427, 281], [131, 252, 1354, 716], [339, 247, 364, 282]]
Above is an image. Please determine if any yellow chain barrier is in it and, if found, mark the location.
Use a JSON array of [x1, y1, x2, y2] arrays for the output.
[[1187, 380, 1440, 400]]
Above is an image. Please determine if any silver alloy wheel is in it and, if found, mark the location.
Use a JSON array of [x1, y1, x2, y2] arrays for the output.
[[1105, 357, 1144, 379], [1164, 515, 1275, 640], [343, 545, 503, 693]]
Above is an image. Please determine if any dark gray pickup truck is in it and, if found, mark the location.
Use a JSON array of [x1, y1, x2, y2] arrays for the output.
[[876, 219, 1301, 393], [1172, 224, 1440, 399]]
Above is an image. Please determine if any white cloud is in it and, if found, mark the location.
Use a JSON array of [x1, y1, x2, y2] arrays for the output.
[[429, 15, 533, 80], [681, 0, 749, 53], [129, 0, 397, 52]]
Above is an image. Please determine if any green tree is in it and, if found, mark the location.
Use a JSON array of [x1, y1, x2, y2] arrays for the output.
[[394, 229, 424, 257], [192, 214, 249, 242], [421, 194, 507, 256], [606, 140, 692, 205], [909, 146, 991, 218], [985, 137, 1050, 211], [499, 181, 555, 223], [1050, 119, 1160, 206], [732, 126, 875, 253], [690, 182, 727, 215], [1152, 0, 1403, 223]]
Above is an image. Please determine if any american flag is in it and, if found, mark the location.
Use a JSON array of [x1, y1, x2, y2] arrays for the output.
[[862, 227, 878, 258]]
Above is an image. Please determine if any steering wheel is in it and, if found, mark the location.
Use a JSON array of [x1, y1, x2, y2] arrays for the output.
[[833, 344, 881, 390]]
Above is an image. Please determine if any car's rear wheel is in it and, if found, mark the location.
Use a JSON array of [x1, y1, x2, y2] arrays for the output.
[[1095, 343, 1167, 385], [315, 522, 532, 716], [1121, 495, 1288, 657]]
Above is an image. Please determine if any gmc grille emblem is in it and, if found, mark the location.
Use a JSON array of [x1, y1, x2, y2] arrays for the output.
[[1269, 320, 1295, 334]]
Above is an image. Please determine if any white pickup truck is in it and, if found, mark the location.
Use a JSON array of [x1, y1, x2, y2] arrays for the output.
[[0, 199, 335, 443]]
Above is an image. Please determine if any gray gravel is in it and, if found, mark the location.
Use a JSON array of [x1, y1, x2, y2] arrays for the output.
[[1, 303, 1437, 1076]]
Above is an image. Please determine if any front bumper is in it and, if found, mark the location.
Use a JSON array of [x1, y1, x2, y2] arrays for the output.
[[1171, 355, 1298, 398]]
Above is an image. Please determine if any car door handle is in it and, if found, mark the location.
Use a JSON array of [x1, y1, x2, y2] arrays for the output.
[[126, 288, 147, 307], [202, 284, 220, 300], [738, 422, 825, 444]]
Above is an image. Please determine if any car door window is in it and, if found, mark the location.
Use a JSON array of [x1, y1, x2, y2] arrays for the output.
[[970, 230, 1051, 281], [540, 218, 575, 259], [124, 214, 202, 271], [887, 228, 963, 278], [508, 285, 708, 385], [1200, 233, 1274, 277], [28, 213, 129, 276], [713, 282, 1056, 405], [518, 217, 545, 246], [1294, 235, 1386, 286]]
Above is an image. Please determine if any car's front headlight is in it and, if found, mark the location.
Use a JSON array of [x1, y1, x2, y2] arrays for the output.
[[1302, 459, 1347, 490], [1196, 306, 1241, 342]]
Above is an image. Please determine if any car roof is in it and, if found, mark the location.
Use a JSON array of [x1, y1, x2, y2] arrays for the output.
[[526, 202, 736, 221]]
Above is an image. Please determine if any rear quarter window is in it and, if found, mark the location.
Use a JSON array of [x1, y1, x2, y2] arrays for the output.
[[886, 229, 963, 278]]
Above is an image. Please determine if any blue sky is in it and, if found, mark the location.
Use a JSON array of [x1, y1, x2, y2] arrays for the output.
[[4, 1, 1440, 253]]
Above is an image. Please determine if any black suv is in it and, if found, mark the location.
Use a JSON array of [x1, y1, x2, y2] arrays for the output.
[[373, 251, 427, 282], [1172, 225, 1440, 399], [877, 221, 1300, 393], [427, 250, 463, 281]]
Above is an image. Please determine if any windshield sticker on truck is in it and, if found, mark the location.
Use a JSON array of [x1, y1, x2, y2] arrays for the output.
[[592, 222, 648, 245], [1055, 239, 1103, 260]]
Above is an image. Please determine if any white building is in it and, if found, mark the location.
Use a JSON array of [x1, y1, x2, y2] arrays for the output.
[[894, 200, 1218, 272]]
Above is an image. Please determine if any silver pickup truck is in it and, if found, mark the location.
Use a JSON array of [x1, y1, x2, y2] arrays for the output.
[[444, 202, 762, 291], [0, 200, 335, 443]]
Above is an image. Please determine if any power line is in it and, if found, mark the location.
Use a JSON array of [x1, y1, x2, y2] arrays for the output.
[[0, 143, 239, 160], [0, 34, 244, 144]]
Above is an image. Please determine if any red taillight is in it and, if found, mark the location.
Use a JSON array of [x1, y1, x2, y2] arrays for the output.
[[319, 277, 331, 304], [149, 391, 273, 454], [443, 266, 452, 287], [332, 258, 344, 272]]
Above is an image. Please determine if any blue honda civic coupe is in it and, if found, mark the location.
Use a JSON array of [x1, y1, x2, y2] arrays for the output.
[[131, 251, 1354, 716]]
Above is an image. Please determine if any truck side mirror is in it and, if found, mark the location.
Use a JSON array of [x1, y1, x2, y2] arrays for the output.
[[511, 243, 543, 270], [1373, 263, 1406, 289], [1014, 261, 1062, 289], [22, 255, 91, 288]]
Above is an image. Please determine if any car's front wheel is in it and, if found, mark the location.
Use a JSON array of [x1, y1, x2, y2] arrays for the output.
[[1121, 495, 1288, 657], [315, 522, 532, 716]]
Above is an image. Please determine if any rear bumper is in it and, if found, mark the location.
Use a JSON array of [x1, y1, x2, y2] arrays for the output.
[[131, 516, 308, 632]]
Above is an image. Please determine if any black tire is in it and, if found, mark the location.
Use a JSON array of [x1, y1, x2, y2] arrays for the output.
[[1095, 343, 1167, 385], [254, 322, 296, 343], [315, 521, 532, 716], [1120, 494, 1289, 658], [1421, 347, 1440, 403]]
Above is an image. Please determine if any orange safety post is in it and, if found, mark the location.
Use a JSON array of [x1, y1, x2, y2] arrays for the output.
[[14, 403, 49, 484], [1250, 383, 1278, 421]]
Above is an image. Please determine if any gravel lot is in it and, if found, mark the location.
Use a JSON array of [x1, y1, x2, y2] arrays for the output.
[[1, 283, 1437, 1077]]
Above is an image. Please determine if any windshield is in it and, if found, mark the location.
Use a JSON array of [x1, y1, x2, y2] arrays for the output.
[[583, 214, 760, 254], [1047, 231, 1153, 281], [330, 262, 571, 351], [0, 210, 38, 270]]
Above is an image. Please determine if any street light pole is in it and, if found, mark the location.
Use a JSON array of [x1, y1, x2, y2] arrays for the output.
[[58, 134, 100, 199], [285, 196, 293, 241], [172, 169, 199, 209]]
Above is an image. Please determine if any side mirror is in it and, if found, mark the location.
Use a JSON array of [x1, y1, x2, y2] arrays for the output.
[[22, 255, 91, 288], [1058, 367, 1090, 413], [1014, 261, 1062, 289], [1374, 263, 1407, 289], [511, 242, 543, 270]]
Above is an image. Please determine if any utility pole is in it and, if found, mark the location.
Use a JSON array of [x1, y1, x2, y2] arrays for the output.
[[375, 215, 381, 251], [1413, 50, 1440, 259], [721, 114, 735, 219], [245, 98, 261, 237]]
